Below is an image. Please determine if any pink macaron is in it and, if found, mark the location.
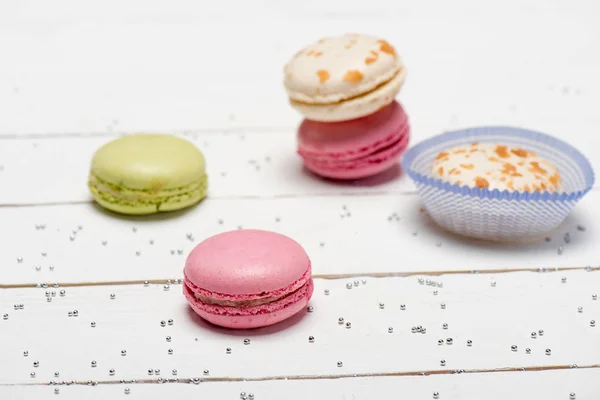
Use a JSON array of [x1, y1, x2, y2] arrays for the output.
[[183, 229, 314, 329], [298, 101, 410, 180]]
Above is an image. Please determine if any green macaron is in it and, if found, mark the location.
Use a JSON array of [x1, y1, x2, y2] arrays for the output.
[[88, 134, 207, 215]]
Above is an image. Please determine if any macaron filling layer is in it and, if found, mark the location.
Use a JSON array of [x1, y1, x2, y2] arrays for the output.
[[183, 265, 313, 316]]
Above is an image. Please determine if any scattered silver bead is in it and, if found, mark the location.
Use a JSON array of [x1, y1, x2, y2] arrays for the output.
[[59, 290, 65, 296], [467, 340, 472, 347], [426, 279, 432, 286], [438, 339, 444, 345], [154, 369, 160, 375], [54, 388, 59, 395], [411, 327, 417, 333], [379, 302, 385, 309], [353, 280, 359, 287], [17, 257, 23, 263], [168, 319, 174, 325], [172, 369, 178, 376], [226, 347, 232, 354], [526, 348, 531, 354], [91, 361, 97, 367], [170, 250, 175, 255], [561, 276, 567, 283], [90, 322, 96, 328], [433, 290, 438, 295], [578, 307, 583, 313], [538, 329, 544, 336], [177, 249, 183, 255], [309, 335, 315, 342], [433, 392, 440, 399], [69, 236, 75, 241], [511, 345, 518, 352], [166, 336, 171, 342], [418, 278, 424, 285], [248, 394, 255, 400], [121, 350, 127, 356], [491, 281, 497, 287], [244, 339, 251, 345], [3, 314, 8, 320], [345, 322, 351, 329], [320, 242, 325, 247], [54, 371, 59, 377], [33, 361, 39, 367], [23, 351, 28, 357], [148, 369, 153, 375], [440, 360, 446, 366], [203, 369, 209, 375], [345, 283, 352, 289], [400, 304, 406, 310], [337, 361, 343, 367], [570, 393, 576, 399], [446, 338, 453, 345], [35, 266, 41, 271], [324, 289, 330, 295], [240, 392, 247, 399], [144, 281, 149, 287], [593, 294, 598, 300], [338, 317, 344, 324], [30, 372, 35, 378], [531, 332, 537, 339], [160, 320, 166, 327], [164, 284, 170, 291], [109, 369, 115, 376], [307, 306, 313, 312], [545, 348, 552, 355], [441, 303, 446, 309], [591, 320, 596, 327], [168, 349, 173, 355], [124, 388, 130, 395], [73, 310, 78, 317], [442, 323, 448, 330], [110, 293, 115, 299]]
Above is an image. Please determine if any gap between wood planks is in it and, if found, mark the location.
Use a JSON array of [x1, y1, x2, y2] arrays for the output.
[[0, 189, 420, 209], [0, 126, 294, 140], [0, 266, 597, 289], [1, 364, 599, 387]]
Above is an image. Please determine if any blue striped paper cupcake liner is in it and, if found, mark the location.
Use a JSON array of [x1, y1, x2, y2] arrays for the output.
[[401, 126, 594, 241]]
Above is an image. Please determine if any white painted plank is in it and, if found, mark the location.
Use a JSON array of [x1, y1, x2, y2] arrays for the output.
[[0, 1, 599, 135], [0, 131, 599, 205], [1, 271, 599, 384], [0, 369, 597, 400], [0, 193, 597, 284]]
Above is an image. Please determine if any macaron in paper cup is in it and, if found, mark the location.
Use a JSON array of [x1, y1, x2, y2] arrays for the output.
[[402, 126, 594, 241]]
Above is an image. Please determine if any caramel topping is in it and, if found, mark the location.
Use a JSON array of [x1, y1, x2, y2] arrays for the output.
[[495, 145, 510, 158], [438, 167, 444, 175], [377, 39, 396, 55], [529, 161, 547, 175], [475, 177, 489, 189], [549, 173, 560, 186], [488, 157, 499, 162], [343, 70, 364, 83], [506, 181, 514, 190], [436, 152, 449, 160], [460, 164, 474, 170], [316, 70, 330, 83], [453, 149, 466, 154], [511, 148, 529, 158]]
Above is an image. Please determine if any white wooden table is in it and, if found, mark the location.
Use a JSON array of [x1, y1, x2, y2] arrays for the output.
[[1, 1, 599, 398]]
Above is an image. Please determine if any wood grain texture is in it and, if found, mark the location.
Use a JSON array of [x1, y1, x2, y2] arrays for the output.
[[1, 369, 598, 399], [0, 193, 596, 284], [1, 271, 599, 384]]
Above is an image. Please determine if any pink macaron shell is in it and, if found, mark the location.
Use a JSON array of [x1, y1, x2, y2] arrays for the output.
[[303, 125, 410, 180], [184, 230, 310, 296], [298, 101, 408, 162], [184, 279, 314, 329]]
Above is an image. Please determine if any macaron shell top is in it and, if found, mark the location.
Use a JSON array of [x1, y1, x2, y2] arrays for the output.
[[184, 230, 310, 296], [90, 134, 206, 190], [298, 101, 408, 162], [431, 143, 562, 193], [284, 34, 404, 105]]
